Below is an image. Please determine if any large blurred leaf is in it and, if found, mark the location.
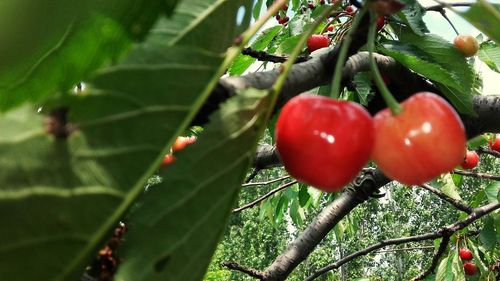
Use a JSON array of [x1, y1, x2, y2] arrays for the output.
[[438, 174, 462, 201], [457, 0, 500, 44], [0, 0, 175, 112], [116, 88, 270, 281], [147, 0, 253, 53], [484, 182, 500, 204], [0, 0, 254, 278], [0, 44, 223, 281], [478, 41, 500, 73], [229, 25, 282, 76], [378, 35, 476, 115]]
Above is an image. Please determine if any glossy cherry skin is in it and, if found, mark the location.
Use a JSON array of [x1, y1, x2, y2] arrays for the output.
[[463, 262, 478, 276], [461, 150, 479, 169], [307, 35, 329, 52], [172, 136, 196, 153], [459, 248, 473, 261], [372, 92, 467, 185], [345, 6, 355, 14], [275, 94, 374, 192], [376, 16, 385, 31], [454, 35, 479, 57], [490, 135, 500, 152], [160, 154, 175, 168]]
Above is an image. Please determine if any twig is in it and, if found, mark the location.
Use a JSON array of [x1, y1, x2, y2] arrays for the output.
[[233, 181, 297, 213], [242, 48, 310, 63], [426, 2, 475, 11], [438, 9, 459, 36], [243, 175, 291, 187], [245, 168, 262, 183], [412, 235, 451, 281], [222, 261, 264, 280], [477, 146, 500, 158], [419, 184, 473, 214], [376, 246, 435, 253], [305, 203, 499, 281], [452, 170, 500, 181]]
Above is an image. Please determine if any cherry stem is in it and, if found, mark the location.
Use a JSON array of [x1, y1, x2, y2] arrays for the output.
[[367, 11, 403, 115], [329, 7, 367, 99]]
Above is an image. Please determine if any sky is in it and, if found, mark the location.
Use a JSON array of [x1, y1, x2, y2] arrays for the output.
[[252, 0, 500, 95]]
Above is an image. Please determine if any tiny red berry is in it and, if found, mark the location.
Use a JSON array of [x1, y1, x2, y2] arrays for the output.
[[160, 154, 175, 168], [489, 134, 500, 152], [308, 3, 315, 9], [276, 15, 281, 21], [345, 6, 355, 14], [320, 0, 325, 4], [463, 262, 478, 276], [281, 16, 289, 24], [307, 34, 329, 52], [327, 25, 334, 31], [459, 248, 473, 261], [460, 150, 479, 169], [376, 16, 385, 31]]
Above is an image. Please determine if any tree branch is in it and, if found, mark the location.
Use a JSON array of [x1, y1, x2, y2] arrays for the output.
[[233, 181, 297, 213], [426, 2, 475, 11], [242, 175, 290, 187], [259, 169, 391, 281], [411, 235, 451, 281], [222, 261, 264, 280], [419, 183, 473, 214], [452, 170, 500, 181], [304, 203, 499, 281], [477, 146, 500, 158], [242, 48, 310, 63]]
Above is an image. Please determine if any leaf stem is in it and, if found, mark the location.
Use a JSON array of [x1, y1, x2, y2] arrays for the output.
[[367, 11, 403, 115], [329, 7, 367, 99]]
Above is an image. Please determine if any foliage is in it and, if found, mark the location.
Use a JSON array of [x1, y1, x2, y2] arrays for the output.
[[0, 0, 498, 280]]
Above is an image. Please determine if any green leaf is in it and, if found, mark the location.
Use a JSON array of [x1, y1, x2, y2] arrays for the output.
[[478, 41, 500, 72], [484, 182, 500, 204], [0, 0, 254, 277], [353, 72, 374, 106], [380, 32, 476, 115], [0, 0, 173, 112], [307, 186, 323, 208], [229, 25, 282, 76], [458, 0, 500, 44], [451, 250, 466, 281], [438, 174, 462, 201], [467, 240, 488, 275], [117, 88, 270, 281], [253, 0, 264, 19], [147, 0, 253, 52], [0, 43, 225, 281], [480, 215, 497, 252], [393, 0, 429, 36], [298, 184, 311, 207], [436, 256, 454, 281], [277, 35, 302, 54]]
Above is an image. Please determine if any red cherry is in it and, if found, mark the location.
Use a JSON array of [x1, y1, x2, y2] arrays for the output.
[[275, 15, 281, 21], [327, 25, 334, 32], [454, 35, 479, 57], [345, 6, 355, 14], [320, 0, 325, 4], [371, 92, 466, 185], [172, 136, 196, 152], [281, 16, 289, 24], [489, 135, 500, 152], [275, 94, 374, 192], [308, 3, 315, 9], [160, 154, 175, 168], [459, 248, 473, 261], [282, 4, 288, 11], [307, 35, 329, 52], [463, 262, 478, 276], [376, 16, 385, 31], [460, 150, 479, 169]]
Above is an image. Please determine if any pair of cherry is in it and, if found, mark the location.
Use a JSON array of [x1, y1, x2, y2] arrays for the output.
[[275, 92, 468, 192]]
